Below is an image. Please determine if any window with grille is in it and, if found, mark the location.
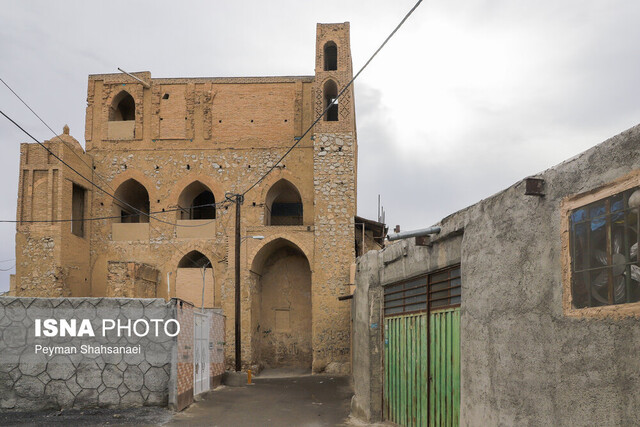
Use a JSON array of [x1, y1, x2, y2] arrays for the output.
[[569, 186, 640, 308], [383, 265, 461, 316]]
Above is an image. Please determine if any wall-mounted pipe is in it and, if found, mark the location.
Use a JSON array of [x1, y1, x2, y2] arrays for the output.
[[387, 226, 441, 241]]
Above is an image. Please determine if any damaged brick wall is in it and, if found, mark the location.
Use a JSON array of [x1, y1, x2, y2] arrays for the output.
[[106, 262, 158, 298]]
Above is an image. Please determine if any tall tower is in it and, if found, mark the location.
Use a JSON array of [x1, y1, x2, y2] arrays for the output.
[[311, 22, 358, 373]]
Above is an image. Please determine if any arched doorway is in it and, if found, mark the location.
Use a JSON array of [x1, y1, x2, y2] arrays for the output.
[[176, 250, 219, 308], [251, 239, 312, 370]]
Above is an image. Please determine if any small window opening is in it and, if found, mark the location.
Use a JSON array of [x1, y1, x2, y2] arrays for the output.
[[186, 164, 190, 170], [71, 184, 86, 237], [324, 41, 338, 71], [113, 179, 150, 224], [178, 251, 211, 268], [109, 91, 135, 121], [162, 93, 170, 100], [178, 181, 216, 220], [323, 80, 338, 122], [265, 179, 303, 226]]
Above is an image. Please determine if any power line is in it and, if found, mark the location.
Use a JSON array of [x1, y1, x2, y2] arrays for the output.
[[0, 77, 110, 185], [0, 202, 225, 223], [0, 82, 227, 273], [0, 109, 230, 228], [239, 0, 424, 198]]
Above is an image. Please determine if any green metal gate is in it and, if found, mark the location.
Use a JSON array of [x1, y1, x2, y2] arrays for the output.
[[383, 266, 461, 427]]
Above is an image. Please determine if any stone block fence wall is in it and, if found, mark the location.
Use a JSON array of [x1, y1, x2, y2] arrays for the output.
[[0, 297, 225, 412]]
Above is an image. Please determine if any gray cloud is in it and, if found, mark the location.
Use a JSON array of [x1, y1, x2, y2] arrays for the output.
[[1, 0, 640, 291]]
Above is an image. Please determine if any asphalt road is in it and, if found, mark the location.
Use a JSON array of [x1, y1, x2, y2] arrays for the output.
[[169, 375, 353, 427]]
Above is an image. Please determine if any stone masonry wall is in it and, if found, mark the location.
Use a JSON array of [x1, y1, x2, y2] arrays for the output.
[[106, 262, 159, 298], [312, 131, 356, 374]]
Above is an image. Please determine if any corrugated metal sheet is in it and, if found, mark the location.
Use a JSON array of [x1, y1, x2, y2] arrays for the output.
[[430, 307, 460, 427], [384, 307, 460, 426]]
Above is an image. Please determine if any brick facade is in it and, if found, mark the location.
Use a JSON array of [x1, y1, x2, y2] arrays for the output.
[[13, 23, 357, 374]]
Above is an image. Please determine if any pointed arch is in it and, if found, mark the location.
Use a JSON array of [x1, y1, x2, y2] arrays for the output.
[[323, 41, 338, 71], [265, 179, 303, 226], [113, 178, 149, 223], [323, 80, 338, 121], [178, 250, 211, 268], [177, 181, 216, 220], [109, 90, 136, 121], [249, 238, 312, 369]]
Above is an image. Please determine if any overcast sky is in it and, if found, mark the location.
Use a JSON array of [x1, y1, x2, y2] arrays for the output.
[[1, 0, 639, 292]]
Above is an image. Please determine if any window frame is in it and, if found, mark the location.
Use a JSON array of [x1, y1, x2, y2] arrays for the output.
[[561, 170, 640, 318], [383, 264, 461, 317], [71, 183, 86, 238]]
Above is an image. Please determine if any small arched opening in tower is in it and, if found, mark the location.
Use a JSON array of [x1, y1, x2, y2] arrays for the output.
[[265, 179, 303, 226], [323, 80, 339, 122], [109, 91, 136, 121], [324, 41, 337, 71]]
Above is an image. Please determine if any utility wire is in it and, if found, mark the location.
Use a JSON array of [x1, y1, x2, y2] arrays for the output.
[[0, 202, 224, 223], [239, 0, 424, 198], [0, 77, 110, 185], [0, 95, 229, 272], [0, 109, 229, 227]]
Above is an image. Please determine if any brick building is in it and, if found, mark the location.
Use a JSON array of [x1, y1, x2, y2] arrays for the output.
[[11, 23, 359, 374]]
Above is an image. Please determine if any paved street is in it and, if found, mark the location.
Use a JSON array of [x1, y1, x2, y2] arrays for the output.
[[169, 374, 353, 427], [0, 374, 355, 426]]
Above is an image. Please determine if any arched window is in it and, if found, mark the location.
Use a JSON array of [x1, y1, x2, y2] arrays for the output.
[[113, 179, 150, 223], [323, 80, 338, 122], [324, 41, 337, 71], [109, 91, 135, 121], [176, 250, 219, 308], [178, 250, 211, 268], [177, 181, 216, 220], [265, 179, 303, 226]]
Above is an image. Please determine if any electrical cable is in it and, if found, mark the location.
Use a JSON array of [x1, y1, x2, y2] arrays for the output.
[[0, 202, 224, 223], [0, 77, 113, 186], [0, 109, 229, 227], [239, 0, 424, 198]]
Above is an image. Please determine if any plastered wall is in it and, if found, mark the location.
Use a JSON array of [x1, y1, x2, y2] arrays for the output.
[[353, 124, 640, 425]]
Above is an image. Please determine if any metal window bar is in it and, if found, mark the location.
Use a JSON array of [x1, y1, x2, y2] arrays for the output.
[[570, 187, 640, 307], [384, 265, 462, 316]]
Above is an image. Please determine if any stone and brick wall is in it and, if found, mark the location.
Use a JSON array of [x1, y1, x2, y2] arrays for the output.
[[13, 23, 358, 375], [106, 262, 158, 298]]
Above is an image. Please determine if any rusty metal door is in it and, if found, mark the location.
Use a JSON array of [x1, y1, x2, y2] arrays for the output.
[[383, 266, 461, 426]]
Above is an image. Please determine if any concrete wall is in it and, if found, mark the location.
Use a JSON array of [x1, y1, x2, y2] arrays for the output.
[[353, 124, 640, 425], [0, 297, 173, 411], [0, 297, 225, 413]]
